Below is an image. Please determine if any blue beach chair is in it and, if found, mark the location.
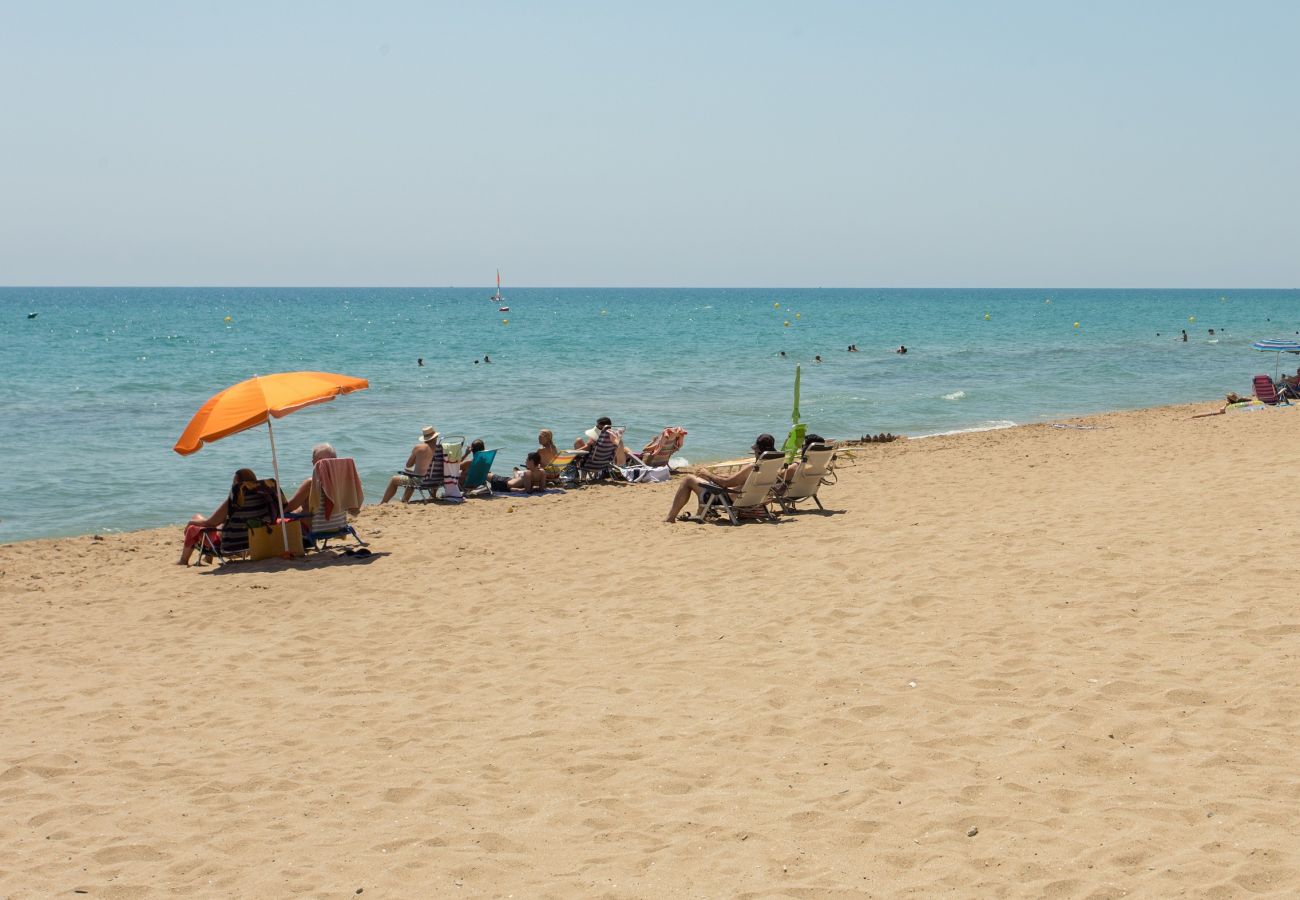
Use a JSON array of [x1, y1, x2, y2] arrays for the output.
[[462, 448, 500, 497]]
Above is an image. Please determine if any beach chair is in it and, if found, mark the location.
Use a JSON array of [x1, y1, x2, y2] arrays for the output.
[[775, 444, 836, 513], [462, 448, 499, 497], [695, 451, 786, 525], [577, 426, 624, 483], [194, 478, 283, 565], [404, 445, 445, 502], [781, 423, 808, 463], [1254, 375, 1284, 406], [302, 457, 367, 551], [627, 426, 687, 468], [544, 450, 580, 485], [438, 436, 467, 502]]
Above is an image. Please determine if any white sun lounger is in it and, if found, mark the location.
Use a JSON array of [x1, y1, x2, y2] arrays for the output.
[[776, 444, 835, 513], [695, 451, 786, 525]]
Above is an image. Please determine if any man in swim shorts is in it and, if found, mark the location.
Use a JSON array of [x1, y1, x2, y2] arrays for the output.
[[380, 426, 440, 503]]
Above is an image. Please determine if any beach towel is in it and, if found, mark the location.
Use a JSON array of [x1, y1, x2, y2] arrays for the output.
[[311, 457, 364, 521]]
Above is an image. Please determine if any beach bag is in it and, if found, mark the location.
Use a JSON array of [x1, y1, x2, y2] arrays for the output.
[[621, 464, 671, 483], [248, 519, 305, 560]]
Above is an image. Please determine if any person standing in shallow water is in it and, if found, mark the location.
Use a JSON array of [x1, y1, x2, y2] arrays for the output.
[[1181, 330, 1188, 342]]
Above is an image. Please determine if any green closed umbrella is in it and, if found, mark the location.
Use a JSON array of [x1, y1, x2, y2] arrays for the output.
[[782, 364, 806, 462]]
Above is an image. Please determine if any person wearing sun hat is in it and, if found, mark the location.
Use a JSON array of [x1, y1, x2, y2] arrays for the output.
[[380, 425, 441, 503]]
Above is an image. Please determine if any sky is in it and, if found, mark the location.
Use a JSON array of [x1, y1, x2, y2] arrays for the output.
[[1, 1, 1297, 287]]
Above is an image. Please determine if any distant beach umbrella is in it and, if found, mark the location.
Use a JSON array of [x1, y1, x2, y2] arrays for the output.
[[174, 371, 369, 553], [1251, 338, 1300, 379]]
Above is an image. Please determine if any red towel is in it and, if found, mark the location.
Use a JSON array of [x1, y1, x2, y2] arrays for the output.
[[313, 458, 364, 520]]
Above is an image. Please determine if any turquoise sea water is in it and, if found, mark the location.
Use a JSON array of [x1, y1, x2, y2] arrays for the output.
[[2, 287, 1298, 543]]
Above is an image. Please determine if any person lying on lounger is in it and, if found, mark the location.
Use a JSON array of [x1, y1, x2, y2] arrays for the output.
[[664, 433, 776, 523]]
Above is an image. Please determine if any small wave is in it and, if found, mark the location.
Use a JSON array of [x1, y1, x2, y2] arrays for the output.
[[914, 420, 1018, 439], [943, 390, 966, 401]]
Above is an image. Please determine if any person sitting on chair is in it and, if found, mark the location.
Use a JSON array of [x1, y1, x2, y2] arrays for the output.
[[664, 434, 776, 523], [458, 439, 488, 489], [284, 442, 338, 513], [537, 429, 559, 468], [178, 468, 279, 565], [781, 433, 826, 483], [381, 426, 441, 504], [576, 416, 629, 466], [1278, 370, 1300, 400]]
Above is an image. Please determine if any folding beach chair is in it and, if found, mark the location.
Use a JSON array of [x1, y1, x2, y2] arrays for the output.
[[438, 436, 467, 502], [403, 444, 445, 502], [461, 448, 499, 497], [627, 426, 687, 468], [544, 450, 580, 485], [577, 426, 625, 483], [193, 478, 283, 565], [775, 443, 836, 513], [695, 451, 786, 525], [1253, 375, 1285, 406], [781, 423, 808, 464], [301, 457, 368, 551]]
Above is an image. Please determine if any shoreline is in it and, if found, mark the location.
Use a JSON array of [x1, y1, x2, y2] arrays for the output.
[[0, 396, 1232, 548]]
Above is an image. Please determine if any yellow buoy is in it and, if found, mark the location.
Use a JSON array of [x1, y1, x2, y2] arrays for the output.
[[1188, 315, 1196, 323], [984, 313, 990, 321], [783, 320, 790, 327], [795, 312, 801, 320], [1045, 298, 1051, 304], [1073, 321, 1080, 328], [773, 302, 780, 309], [502, 318, 509, 325], [223, 316, 232, 322]]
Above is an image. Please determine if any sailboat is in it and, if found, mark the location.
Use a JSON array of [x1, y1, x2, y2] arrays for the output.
[[490, 270, 508, 310]]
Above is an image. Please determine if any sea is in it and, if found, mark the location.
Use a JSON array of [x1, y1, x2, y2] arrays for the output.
[[2, 287, 1298, 544]]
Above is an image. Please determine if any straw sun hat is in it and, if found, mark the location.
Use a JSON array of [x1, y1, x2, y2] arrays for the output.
[[420, 426, 440, 443]]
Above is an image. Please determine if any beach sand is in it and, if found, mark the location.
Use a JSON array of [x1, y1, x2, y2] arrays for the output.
[[3, 401, 1299, 898]]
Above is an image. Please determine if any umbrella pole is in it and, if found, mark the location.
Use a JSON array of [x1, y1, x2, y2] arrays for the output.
[[266, 418, 290, 554]]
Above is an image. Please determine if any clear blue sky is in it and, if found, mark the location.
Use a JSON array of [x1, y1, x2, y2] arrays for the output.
[[2, 1, 1296, 287]]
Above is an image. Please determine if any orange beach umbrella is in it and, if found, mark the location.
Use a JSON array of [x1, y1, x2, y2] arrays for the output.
[[174, 371, 368, 456], [174, 371, 369, 552]]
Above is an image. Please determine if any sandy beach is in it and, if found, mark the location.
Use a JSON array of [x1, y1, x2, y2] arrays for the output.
[[3, 400, 1299, 898]]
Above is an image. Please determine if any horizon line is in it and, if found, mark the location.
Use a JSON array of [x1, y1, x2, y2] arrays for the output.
[[3, 284, 1297, 291]]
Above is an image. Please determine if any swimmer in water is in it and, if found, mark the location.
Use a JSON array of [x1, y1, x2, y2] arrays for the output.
[[814, 355, 823, 364], [484, 354, 491, 363], [417, 358, 424, 367], [896, 345, 907, 354], [778, 350, 786, 357], [1181, 330, 1188, 342]]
